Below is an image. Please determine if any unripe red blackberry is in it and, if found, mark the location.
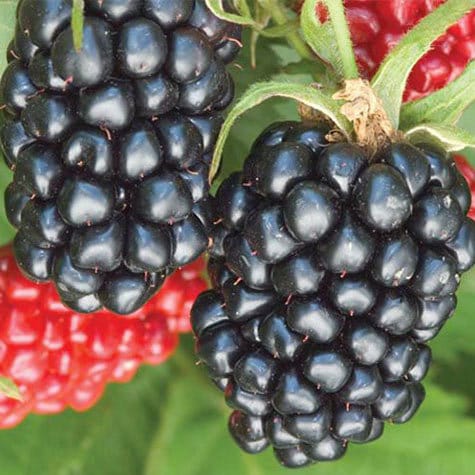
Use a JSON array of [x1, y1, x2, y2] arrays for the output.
[[0, 244, 207, 429], [1, 0, 241, 315], [192, 121, 474, 467]]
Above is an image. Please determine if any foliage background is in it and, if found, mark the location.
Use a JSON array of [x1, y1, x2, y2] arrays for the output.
[[0, 1, 474, 473]]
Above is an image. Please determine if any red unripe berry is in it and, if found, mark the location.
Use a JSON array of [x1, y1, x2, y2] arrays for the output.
[[0, 245, 208, 428]]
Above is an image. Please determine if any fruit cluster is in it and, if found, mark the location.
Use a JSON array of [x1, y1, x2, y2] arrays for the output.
[[295, 0, 475, 101], [0, 245, 207, 429], [192, 121, 475, 468], [0, 0, 240, 314]]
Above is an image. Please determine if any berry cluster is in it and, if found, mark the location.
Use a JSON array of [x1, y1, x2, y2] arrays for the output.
[[192, 121, 475, 468], [0, 245, 207, 429], [295, 0, 475, 101], [0, 0, 240, 314]]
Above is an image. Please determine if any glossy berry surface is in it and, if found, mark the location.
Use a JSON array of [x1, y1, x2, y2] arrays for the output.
[[192, 121, 475, 467], [295, 0, 475, 101], [0, 0, 241, 315], [0, 244, 207, 429]]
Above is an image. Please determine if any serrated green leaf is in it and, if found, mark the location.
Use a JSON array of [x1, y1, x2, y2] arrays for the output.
[[209, 81, 352, 182], [72, 0, 85, 51], [401, 61, 475, 129], [0, 377, 22, 402], [371, 0, 474, 129], [405, 123, 475, 152]]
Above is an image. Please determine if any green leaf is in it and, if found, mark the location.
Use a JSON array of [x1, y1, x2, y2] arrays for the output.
[[401, 61, 475, 129], [233, 0, 252, 17], [371, 0, 474, 129], [301, 0, 343, 76], [0, 377, 22, 402], [205, 0, 257, 25], [72, 0, 85, 51], [0, 365, 173, 475], [209, 81, 352, 182], [322, 0, 358, 80], [405, 123, 475, 152]]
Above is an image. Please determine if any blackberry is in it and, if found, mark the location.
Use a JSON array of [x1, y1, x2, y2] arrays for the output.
[[0, 0, 241, 314], [192, 121, 475, 467]]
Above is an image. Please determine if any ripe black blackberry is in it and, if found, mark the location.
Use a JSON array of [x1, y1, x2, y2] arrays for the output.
[[0, 0, 241, 314], [192, 121, 475, 468]]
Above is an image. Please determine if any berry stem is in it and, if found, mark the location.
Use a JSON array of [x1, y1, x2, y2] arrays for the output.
[[263, 0, 314, 60], [72, 0, 85, 51], [323, 0, 359, 80]]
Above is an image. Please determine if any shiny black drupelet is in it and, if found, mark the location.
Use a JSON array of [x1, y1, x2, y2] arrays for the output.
[[0, 0, 241, 314], [191, 120, 475, 468]]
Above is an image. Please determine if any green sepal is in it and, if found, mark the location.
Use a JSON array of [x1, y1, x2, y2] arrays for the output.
[[205, 0, 256, 25], [405, 123, 475, 152], [300, 0, 342, 76], [401, 61, 475, 129], [301, 0, 359, 81], [371, 0, 474, 130], [206, 0, 313, 60], [0, 377, 22, 402], [233, 0, 252, 17], [208, 81, 352, 182]]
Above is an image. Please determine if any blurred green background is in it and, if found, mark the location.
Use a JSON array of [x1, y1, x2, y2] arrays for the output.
[[1, 2, 475, 473]]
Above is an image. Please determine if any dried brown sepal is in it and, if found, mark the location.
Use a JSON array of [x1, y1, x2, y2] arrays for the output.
[[325, 129, 347, 143], [333, 78, 400, 156]]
